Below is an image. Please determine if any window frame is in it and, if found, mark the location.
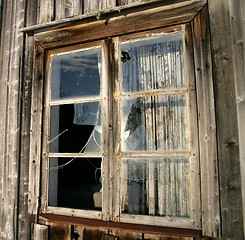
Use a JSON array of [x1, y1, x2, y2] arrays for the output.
[[112, 25, 200, 229], [28, 0, 220, 236], [42, 40, 108, 217]]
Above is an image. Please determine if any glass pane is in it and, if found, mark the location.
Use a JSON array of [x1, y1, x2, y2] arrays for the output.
[[120, 158, 190, 217], [51, 48, 101, 100], [50, 103, 101, 153], [48, 158, 102, 210], [121, 94, 188, 151], [120, 33, 184, 92]]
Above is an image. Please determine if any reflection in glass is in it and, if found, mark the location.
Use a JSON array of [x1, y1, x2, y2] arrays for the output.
[[120, 158, 190, 217], [122, 94, 188, 151], [121, 33, 184, 92], [50, 103, 101, 153], [51, 48, 101, 100], [49, 158, 102, 210]]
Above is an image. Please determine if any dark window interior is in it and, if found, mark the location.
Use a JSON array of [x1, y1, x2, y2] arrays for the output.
[[49, 104, 102, 210]]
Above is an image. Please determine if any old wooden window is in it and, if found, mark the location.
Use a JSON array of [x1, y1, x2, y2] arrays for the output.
[[46, 45, 103, 210], [41, 26, 200, 230], [29, 1, 220, 236]]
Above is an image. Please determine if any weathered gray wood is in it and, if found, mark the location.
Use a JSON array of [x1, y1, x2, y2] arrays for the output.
[[0, 0, 26, 239], [55, 0, 83, 20], [101, 0, 116, 9], [208, 0, 244, 238], [84, 0, 99, 14], [192, 5, 221, 237], [18, 0, 40, 237], [33, 224, 48, 240], [0, 0, 11, 238], [28, 43, 45, 216], [228, 0, 245, 236], [18, 35, 34, 240], [25, 0, 38, 26], [0, 0, 244, 239], [38, 0, 54, 24], [184, 23, 201, 230]]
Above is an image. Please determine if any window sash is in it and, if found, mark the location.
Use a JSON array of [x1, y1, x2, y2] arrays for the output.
[[41, 26, 201, 229]]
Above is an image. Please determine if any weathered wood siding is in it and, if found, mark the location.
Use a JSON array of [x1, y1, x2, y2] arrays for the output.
[[208, 0, 245, 238], [0, 0, 244, 239], [228, 0, 245, 235], [0, 0, 25, 239]]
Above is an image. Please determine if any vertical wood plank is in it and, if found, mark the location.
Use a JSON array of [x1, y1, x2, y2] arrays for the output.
[[37, 0, 54, 24], [0, 0, 11, 238], [25, 0, 38, 26], [84, 0, 116, 14], [55, 0, 66, 19], [18, 0, 40, 237], [0, 0, 26, 239], [55, 0, 82, 20], [184, 23, 201, 230], [101, 0, 116, 9], [28, 43, 45, 216], [33, 224, 48, 240], [18, 34, 33, 240], [192, 5, 221, 237], [84, 0, 99, 14], [208, 0, 244, 238], [228, 0, 245, 236]]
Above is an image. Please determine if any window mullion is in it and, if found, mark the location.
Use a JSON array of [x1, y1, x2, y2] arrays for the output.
[[109, 37, 121, 222], [101, 39, 117, 221]]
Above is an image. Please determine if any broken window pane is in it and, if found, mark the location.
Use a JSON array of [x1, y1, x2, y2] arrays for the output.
[[122, 94, 188, 151], [119, 32, 191, 219], [50, 102, 101, 153], [120, 158, 190, 217], [49, 157, 102, 210], [120, 33, 184, 93], [51, 48, 101, 100]]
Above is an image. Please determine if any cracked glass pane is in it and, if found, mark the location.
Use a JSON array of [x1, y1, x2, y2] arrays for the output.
[[120, 33, 184, 93], [121, 94, 188, 151], [51, 48, 101, 100], [120, 158, 190, 217], [48, 46, 103, 211], [50, 103, 101, 153]]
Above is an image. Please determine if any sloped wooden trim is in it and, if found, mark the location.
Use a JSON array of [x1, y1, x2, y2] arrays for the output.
[[31, 1, 206, 49]]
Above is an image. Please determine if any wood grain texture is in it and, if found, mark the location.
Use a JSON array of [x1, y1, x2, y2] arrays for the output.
[[192, 5, 221, 237], [0, 0, 26, 239], [55, 0, 83, 20], [34, 1, 205, 49], [0, 0, 244, 239], [28, 43, 45, 216], [228, 0, 245, 236], [0, 0, 11, 238], [38, 0, 54, 24], [208, 0, 244, 238], [33, 224, 48, 240]]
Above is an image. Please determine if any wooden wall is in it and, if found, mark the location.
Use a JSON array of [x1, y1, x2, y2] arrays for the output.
[[0, 0, 244, 239], [208, 0, 245, 238]]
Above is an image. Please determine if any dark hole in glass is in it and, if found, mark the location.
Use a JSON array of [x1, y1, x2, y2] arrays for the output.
[[51, 157, 102, 210], [49, 104, 102, 210]]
